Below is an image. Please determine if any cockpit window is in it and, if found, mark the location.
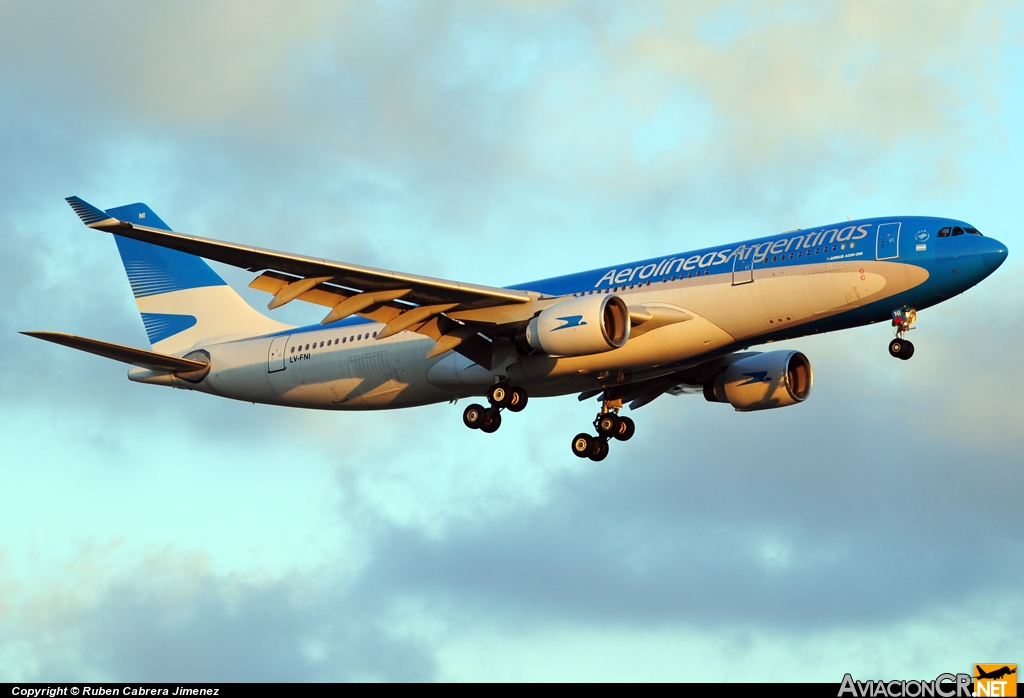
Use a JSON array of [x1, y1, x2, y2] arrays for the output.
[[952, 226, 964, 236], [966, 227, 982, 236], [938, 227, 951, 237]]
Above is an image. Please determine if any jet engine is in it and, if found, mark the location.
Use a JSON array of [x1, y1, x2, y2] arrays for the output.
[[520, 294, 630, 357], [703, 350, 812, 411]]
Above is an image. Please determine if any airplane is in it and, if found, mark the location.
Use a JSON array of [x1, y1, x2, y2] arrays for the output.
[[22, 197, 1008, 461], [975, 666, 1016, 681]]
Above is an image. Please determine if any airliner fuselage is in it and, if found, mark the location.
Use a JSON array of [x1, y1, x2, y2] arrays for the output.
[[131, 216, 1004, 406], [28, 200, 1008, 459]]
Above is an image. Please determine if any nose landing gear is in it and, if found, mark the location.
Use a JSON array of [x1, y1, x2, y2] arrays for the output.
[[889, 308, 917, 360], [571, 399, 635, 461], [462, 381, 528, 434]]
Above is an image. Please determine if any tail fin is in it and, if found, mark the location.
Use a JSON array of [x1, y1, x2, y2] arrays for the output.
[[94, 201, 289, 354]]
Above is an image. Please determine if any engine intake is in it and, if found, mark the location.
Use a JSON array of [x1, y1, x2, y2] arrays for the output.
[[703, 350, 812, 411], [521, 294, 630, 357]]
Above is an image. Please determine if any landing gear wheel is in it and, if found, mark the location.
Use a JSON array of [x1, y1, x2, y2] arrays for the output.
[[463, 403, 486, 429], [487, 383, 513, 408], [589, 438, 610, 462], [507, 387, 528, 413], [480, 408, 502, 433], [571, 433, 594, 458], [889, 339, 903, 358], [900, 340, 915, 360], [613, 416, 635, 442], [596, 413, 620, 438]]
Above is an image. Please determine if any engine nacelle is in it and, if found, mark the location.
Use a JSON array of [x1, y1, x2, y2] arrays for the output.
[[521, 294, 630, 357], [704, 350, 812, 411]]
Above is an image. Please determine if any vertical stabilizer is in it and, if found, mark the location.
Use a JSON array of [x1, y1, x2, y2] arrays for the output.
[[100, 202, 290, 354]]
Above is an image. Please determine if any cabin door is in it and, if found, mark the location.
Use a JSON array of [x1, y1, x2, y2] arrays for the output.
[[267, 335, 289, 373], [876, 222, 901, 260], [732, 253, 754, 285]]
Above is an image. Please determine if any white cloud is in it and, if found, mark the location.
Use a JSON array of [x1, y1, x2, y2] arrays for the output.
[[1, 0, 1022, 681]]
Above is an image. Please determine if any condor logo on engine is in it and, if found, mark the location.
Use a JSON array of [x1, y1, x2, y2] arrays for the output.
[[553, 315, 587, 331], [522, 295, 629, 357], [738, 371, 771, 386]]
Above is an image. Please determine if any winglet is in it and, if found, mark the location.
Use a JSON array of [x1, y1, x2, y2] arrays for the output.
[[65, 196, 121, 227]]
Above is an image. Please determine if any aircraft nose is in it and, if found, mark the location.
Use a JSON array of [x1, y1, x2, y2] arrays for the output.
[[982, 238, 1009, 273]]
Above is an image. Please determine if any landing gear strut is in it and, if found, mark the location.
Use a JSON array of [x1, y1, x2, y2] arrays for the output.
[[571, 399, 635, 461], [463, 381, 528, 434], [889, 308, 916, 360]]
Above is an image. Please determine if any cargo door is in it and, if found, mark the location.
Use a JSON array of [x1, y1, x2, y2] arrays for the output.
[[348, 351, 400, 399]]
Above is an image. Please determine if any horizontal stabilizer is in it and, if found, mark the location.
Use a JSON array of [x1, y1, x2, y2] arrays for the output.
[[20, 331, 208, 372]]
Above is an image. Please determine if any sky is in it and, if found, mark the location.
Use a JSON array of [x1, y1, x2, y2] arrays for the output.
[[1, 0, 1022, 682]]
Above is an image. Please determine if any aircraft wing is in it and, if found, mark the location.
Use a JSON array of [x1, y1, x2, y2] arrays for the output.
[[578, 351, 759, 410], [66, 197, 535, 339]]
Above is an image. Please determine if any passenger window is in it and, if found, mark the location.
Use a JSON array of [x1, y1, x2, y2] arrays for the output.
[[938, 227, 951, 237], [342, 337, 346, 344], [373, 332, 378, 337], [290, 347, 294, 353], [305, 344, 309, 350], [772, 256, 777, 263], [952, 226, 964, 236]]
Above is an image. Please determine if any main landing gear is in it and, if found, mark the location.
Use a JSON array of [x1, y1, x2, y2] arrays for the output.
[[462, 384, 637, 461], [571, 400, 635, 462], [889, 307, 917, 360], [462, 381, 528, 434]]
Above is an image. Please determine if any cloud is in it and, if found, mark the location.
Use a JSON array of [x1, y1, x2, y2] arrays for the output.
[[1, 552, 436, 682], [3, 1, 1007, 227], [1, 0, 1022, 682]]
